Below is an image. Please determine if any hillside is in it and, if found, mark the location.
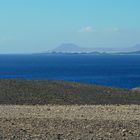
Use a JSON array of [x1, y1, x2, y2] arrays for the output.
[[0, 79, 139, 105], [52, 43, 87, 53]]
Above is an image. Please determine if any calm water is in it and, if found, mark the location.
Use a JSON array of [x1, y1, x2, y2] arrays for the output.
[[0, 54, 140, 89]]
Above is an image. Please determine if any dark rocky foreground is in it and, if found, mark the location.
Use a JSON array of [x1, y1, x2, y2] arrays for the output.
[[0, 105, 140, 140], [0, 79, 139, 105], [0, 118, 140, 140]]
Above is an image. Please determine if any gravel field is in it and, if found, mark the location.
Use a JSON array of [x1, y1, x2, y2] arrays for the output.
[[0, 105, 140, 120], [0, 105, 140, 140]]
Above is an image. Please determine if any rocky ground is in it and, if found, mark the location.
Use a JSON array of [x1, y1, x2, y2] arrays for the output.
[[0, 105, 140, 140], [0, 79, 140, 105], [0, 79, 140, 139]]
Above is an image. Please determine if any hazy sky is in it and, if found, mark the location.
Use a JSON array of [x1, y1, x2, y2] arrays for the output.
[[0, 0, 140, 53]]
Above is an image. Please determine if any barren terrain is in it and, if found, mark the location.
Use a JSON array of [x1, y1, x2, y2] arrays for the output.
[[0, 105, 140, 140], [0, 79, 140, 139]]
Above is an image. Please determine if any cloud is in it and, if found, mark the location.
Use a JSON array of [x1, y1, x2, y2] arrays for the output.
[[79, 26, 119, 33], [79, 26, 96, 33]]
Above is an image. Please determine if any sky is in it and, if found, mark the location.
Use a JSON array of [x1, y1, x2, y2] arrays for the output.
[[0, 0, 140, 53]]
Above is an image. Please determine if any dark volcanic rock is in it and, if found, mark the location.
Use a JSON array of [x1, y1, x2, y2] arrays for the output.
[[0, 79, 139, 105]]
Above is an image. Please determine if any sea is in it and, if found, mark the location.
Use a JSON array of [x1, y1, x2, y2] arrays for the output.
[[0, 54, 140, 89]]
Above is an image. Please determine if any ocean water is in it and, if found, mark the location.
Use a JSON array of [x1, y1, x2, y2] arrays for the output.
[[0, 54, 140, 89]]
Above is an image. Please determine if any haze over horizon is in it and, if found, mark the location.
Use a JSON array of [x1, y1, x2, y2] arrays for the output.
[[0, 0, 140, 53]]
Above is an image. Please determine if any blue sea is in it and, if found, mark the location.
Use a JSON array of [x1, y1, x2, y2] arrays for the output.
[[0, 54, 140, 89]]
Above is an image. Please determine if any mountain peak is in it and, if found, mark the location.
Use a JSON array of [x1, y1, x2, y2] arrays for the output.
[[52, 43, 85, 53]]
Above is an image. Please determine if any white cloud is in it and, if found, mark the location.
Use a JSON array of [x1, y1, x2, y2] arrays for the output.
[[79, 26, 96, 33]]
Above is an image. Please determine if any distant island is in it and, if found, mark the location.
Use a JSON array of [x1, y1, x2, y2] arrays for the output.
[[42, 43, 140, 55]]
